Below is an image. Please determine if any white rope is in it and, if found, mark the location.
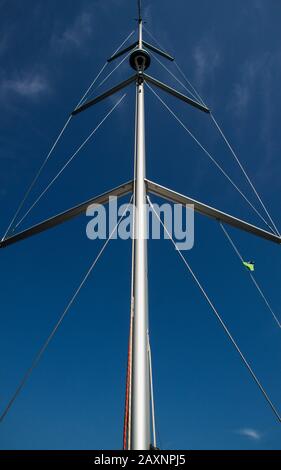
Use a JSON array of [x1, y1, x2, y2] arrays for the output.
[[220, 222, 281, 329], [97, 51, 133, 90], [147, 195, 281, 423], [150, 52, 199, 102], [1, 116, 72, 241], [146, 82, 275, 233], [79, 30, 136, 106], [1, 31, 135, 240], [0, 196, 133, 423], [111, 30, 136, 57], [143, 26, 169, 56], [170, 55, 280, 237], [14, 94, 126, 229], [2, 60, 108, 241], [143, 26, 205, 105], [211, 114, 280, 236], [144, 24, 278, 236], [174, 61, 207, 106], [79, 30, 135, 107], [2, 62, 109, 241], [143, 27, 279, 236], [220, 223, 244, 263], [77, 62, 108, 108]]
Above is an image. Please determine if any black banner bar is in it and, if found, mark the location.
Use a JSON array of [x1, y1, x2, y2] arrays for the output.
[[0, 450, 279, 466]]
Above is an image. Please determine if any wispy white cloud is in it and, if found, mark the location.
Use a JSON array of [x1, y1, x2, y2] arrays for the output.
[[237, 428, 262, 441], [232, 84, 250, 113], [230, 55, 268, 116], [51, 9, 94, 53], [0, 73, 49, 98], [227, 48, 281, 186], [192, 39, 221, 88]]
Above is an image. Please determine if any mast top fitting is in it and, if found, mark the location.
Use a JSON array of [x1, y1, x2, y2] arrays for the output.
[[129, 48, 151, 71]]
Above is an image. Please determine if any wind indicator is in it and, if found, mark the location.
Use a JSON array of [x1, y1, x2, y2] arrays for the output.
[[1, 0, 280, 451]]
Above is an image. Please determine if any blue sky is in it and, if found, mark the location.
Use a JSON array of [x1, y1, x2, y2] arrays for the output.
[[0, 0, 281, 450]]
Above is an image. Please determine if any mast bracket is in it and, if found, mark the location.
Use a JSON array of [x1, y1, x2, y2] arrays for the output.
[[107, 42, 138, 63], [144, 73, 210, 113], [71, 75, 137, 116], [137, 72, 145, 85], [142, 40, 174, 62], [129, 48, 151, 71]]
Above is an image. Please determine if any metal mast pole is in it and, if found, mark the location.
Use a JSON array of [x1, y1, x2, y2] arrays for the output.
[[1, 0, 280, 440], [131, 9, 151, 450]]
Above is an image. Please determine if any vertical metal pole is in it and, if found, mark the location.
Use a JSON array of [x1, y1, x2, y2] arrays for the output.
[[131, 18, 151, 450], [127, 88, 138, 451]]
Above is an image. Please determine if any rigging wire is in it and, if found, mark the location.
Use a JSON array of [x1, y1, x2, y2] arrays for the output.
[[172, 61, 279, 236], [14, 94, 126, 230], [79, 30, 135, 108], [147, 195, 281, 423], [149, 52, 199, 102], [143, 26, 280, 236], [79, 30, 136, 107], [111, 30, 136, 58], [171, 64, 279, 238], [76, 63, 108, 109], [174, 61, 206, 106], [1, 64, 106, 241], [95, 51, 133, 94], [1, 30, 135, 241], [143, 26, 206, 107], [145, 82, 275, 233], [143, 24, 204, 106], [211, 115, 280, 237], [0, 196, 133, 423], [1, 116, 72, 241], [143, 26, 169, 57], [219, 222, 281, 329]]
